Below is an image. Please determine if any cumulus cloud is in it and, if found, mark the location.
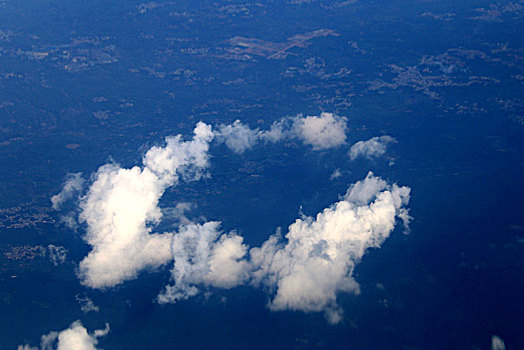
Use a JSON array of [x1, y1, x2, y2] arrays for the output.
[[214, 120, 260, 154], [58, 212, 79, 231], [158, 222, 249, 303], [69, 119, 410, 324], [156, 173, 410, 324], [77, 122, 214, 288], [291, 112, 348, 150], [214, 113, 348, 153], [18, 321, 109, 350], [250, 172, 410, 323], [349, 135, 397, 161], [51, 173, 85, 210]]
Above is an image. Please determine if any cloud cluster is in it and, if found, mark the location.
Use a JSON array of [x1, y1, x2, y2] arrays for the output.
[[77, 122, 214, 288], [349, 135, 396, 161], [18, 321, 109, 350], [54, 119, 409, 324], [214, 112, 348, 153], [156, 173, 410, 323]]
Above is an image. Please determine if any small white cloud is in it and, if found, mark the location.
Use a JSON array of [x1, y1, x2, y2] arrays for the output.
[[75, 294, 99, 313], [291, 112, 348, 150], [215, 120, 260, 154], [491, 335, 506, 350], [349, 135, 397, 161], [143, 121, 214, 183], [51, 173, 85, 210], [18, 320, 109, 350]]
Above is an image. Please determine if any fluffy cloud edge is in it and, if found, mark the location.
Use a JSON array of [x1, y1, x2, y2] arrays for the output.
[[214, 112, 348, 153], [349, 135, 397, 161], [18, 320, 109, 350]]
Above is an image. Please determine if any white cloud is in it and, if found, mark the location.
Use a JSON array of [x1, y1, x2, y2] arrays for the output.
[[77, 122, 214, 289], [492, 335, 506, 350], [155, 172, 410, 324], [215, 120, 260, 154], [75, 294, 99, 313], [250, 172, 410, 323], [18, 321, 109, 350], [67, 120, 410, 324], [214, 113, 348, 153], [291, 112, 348, 150], [157, 222, 249, 303], [51, 173, 85, 210], [258, 119, 288, 144], [142, 121, 214, 183], [349, 135, 397, 161]]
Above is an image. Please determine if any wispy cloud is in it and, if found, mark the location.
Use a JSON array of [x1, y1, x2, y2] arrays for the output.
[[75, 294, 99, 313], [349, 135, 397, 161], [51, 173, 84, 210]]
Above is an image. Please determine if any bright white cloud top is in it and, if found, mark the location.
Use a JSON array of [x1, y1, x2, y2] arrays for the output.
[[78, 122, 213, 288], [55, 117, 410, 324], [18, 321, 109, 350], [349, 135, 397, 160], [250, 172, 411, 323], [291, 112, 348, 150]]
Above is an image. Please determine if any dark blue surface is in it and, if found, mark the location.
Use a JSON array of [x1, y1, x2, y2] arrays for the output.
[[1, 0, 523, 348]]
